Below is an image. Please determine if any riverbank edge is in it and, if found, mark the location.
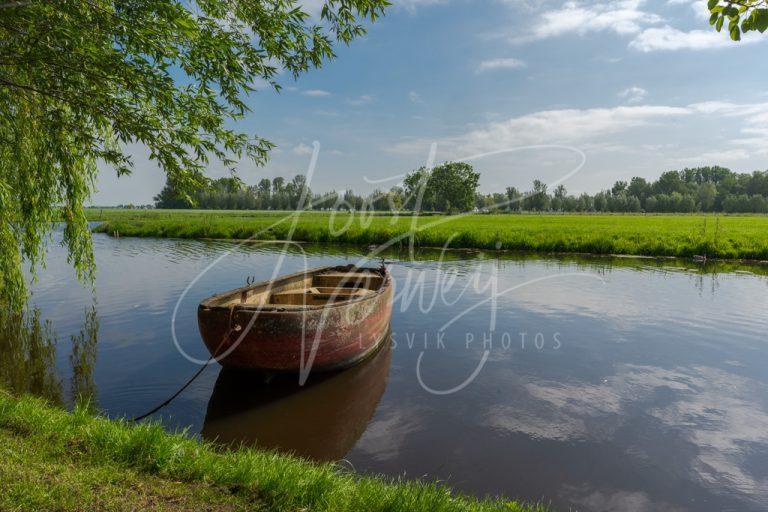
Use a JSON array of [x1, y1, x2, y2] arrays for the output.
[[200, 238, 768, 265], [0, 391, 544, 512], [92, 221, 768, 265]]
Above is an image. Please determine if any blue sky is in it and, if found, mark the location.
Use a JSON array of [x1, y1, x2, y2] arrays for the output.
[[93, 0, 768, 205]]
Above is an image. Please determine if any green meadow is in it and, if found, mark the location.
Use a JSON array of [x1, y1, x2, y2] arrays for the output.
[[90, 209, 768, 260], [0, 391, 542, 512]]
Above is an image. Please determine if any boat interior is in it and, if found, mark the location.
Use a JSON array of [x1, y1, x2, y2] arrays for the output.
[[221, 267, 385, 308]]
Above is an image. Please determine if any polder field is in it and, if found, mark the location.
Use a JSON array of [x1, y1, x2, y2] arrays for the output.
[[88, 209, 768, 261]]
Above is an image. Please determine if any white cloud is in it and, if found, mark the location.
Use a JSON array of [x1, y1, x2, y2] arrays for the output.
[[688, 101, 768, 155], [676, 148, 752, 164], [689, 100, 768, 118], [629, 25, 741, 51], [508, 1, 761, 52], [408, 91, 423, 103], [292, 143, 314, 155], [302, 89, 331, 97], [388, 104, 690, 156], [346, 94, 375, 106], [520, 0, 662, 42], [476, 57, 526, 73], [667, 0, 711, 21], [354, 403, 425, 461], [617, 86, 648, 104], [489, 364, 768, 503], [388, 99, 768, 168]]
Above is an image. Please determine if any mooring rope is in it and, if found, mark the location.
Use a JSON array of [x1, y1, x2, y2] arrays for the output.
[[130, 306, 236, 422]]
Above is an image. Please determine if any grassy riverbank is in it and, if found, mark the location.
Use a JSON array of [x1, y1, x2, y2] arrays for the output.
[[0, 391, 542, 512], [89, 209, 768, 260]]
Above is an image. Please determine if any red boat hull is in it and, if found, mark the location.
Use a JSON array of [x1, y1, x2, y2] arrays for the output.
[[197, 266, 393, 372]]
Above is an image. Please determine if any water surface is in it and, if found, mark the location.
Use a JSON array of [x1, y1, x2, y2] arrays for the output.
[[6, 232, 768, 512]]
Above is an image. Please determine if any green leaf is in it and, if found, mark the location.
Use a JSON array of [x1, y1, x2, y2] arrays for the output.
[[755, 9, 768, 32], [730, 24, 741, 40], [716, 16, 724, 31]]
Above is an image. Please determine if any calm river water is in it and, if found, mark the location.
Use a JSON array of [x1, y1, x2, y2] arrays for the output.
[[6, 231, 768, 512]]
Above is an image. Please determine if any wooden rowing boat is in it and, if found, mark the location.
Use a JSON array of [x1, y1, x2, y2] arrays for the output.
[[197, 264, 393, 372]]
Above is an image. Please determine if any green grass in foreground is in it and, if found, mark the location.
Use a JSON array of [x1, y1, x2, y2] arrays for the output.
[[0, 392, 543, 512], [90, 209, 768, 260]]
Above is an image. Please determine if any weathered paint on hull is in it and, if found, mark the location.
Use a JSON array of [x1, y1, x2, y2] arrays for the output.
[[198, 270, 393, 372]]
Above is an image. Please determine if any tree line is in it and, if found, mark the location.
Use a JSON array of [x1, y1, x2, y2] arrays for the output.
[[155, 164, 768, 214]]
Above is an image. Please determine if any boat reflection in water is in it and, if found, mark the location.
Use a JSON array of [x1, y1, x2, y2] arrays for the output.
[[202, 335, 391, 462]]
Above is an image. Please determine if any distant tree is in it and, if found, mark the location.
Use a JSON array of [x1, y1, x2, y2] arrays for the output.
[[272, 177, 285, 195], [678, 194, 697, 213], [593, 192, 608, 212], [578, 193, 594, 212], [525, 180, 551, 211], [429, 162, 481, 213], [747, 171, 768, 196], [369, 189, 395, 211], [342, 190, 365, 211], [655, 171, 687, 195], [256, 178, 272, 209], [272, 177, 286, 209], [403, 167, 435, 211], [154, 179, 193, 209], [388, 186, 405, 211], [627, 177, 651, 205], [697, 182, 718, 211], [551, 184, 567, 211], [723, 194, 751, 213], [287, 174, 311, 209], [611, 181, 628, 196], [506, 186, 523, 211], [153, 164, 768, 215], [627, 196, 642, 212], [480, 192, 508, 212], [750, 194, 768, 213], [562, 195, 579, 212]]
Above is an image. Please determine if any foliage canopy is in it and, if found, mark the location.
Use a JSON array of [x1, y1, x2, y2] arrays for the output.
[[708, 0, 768, 40], [402, 162, 481, 214], [0, 0, 387, 309]]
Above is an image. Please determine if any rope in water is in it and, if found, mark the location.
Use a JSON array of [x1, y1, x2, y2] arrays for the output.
[[129, 306, 236, 422], [129, 359, 213, 422]]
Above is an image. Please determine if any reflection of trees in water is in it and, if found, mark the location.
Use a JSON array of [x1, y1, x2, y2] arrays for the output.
[[0, 307, 62, 405], [0, 305, 99, 409], [69, 305, 99, 409]]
